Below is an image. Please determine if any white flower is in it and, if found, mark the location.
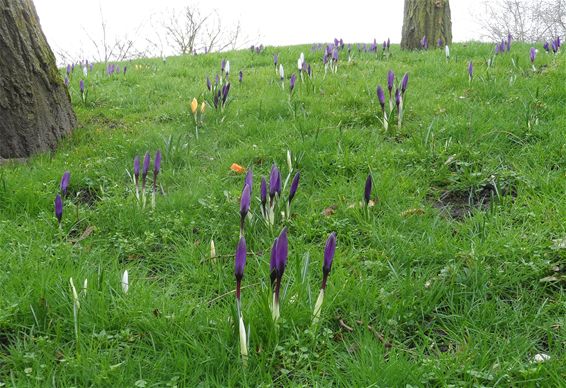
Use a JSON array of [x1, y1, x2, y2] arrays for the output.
[[69, 277, 80, 309], [279, 64, 284, 79], [286, 150, 292, 171], [297, 58, 303, 71], [445, 45, 450, 58], [533, 353, 550, 363], [225, 60, 230, 75], [82, 66, 88, 77], [121, 270, 129, 294], [210, 239, 216, 259]]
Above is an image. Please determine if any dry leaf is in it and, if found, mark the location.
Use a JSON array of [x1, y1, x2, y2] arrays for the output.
[[321, 205, 337, 217]]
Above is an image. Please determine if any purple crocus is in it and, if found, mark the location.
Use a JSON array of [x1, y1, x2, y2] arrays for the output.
[[387, 38, 390, 49], [260, 176, 267, 217], [269, 237, 278, 288], [274, 53, 279, 67], [123, 66, 127, 75], [530, 47, 536, 63], [272, 227, 288, 320], [142, 151, 150, 190], [438, 38, 443, 48], [543, 42, 550, 52], [288, 172, 300, 204], [269, 164, 279, 203], [60, 171, 71, 196], [395, 89, 401, 111], [234, 236, 247, 301], [401, 73, 409, 94], [307, 64, 312, 77], [66, 64, 71, 75], [213, 90, 220, 109], [468, 61, 473, 81], [221, 58, 226, 72], [364, 174, 372, 205], [377, 85, 385, 110], [154, 150, 161, 176], [495, 44, 500, 55], [387, 70, 394, 96], [290, 74, 297, 93], [507, 33, 512, 52], [239, 70, 243, 83], [240, 184, 251, 235], [552, 40, 558, 53], [54, 195, 63, 225], [64, 76, 69, 87], [79, 79, 85, 93], [322, 232, 337, 289], [244, 169, 253, 196], [206, 76, 212, 91], [222, 83, 231, 105]]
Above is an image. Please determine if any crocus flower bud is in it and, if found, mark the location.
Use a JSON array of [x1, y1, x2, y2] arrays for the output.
[[269, 237, 278, 288], [530, 47, 536, 63], [191, 98, 198, 114], [200, 101, 206, 114], [468, 61, 473, 81], [364, 174, 372, 205], [401, 73, 409, 94], [288, 172, 300, 204], [206, 76, 212, 91], [54, 194, 63, 224], [377, 85, 385, 110], [260, 176, 267, 207], [121, 270, 129, 293], [60, 171, 71, 196], [239, 70, 243, 83], [387, 70, 394, 95], [225, 60, 230, 76], [142, 152, 150, 182], [395, 89, 401, 110], [445, 45, 450, 59], [279, 64, 284, 80], [240, 184, 251, 220], [322, 232, 337, 284], [290, 74, 296, 92], [154, 150, 161, 176], [79, 79, 85, 93], [134, 156, 140, 184], [234, 237, 247, 291]]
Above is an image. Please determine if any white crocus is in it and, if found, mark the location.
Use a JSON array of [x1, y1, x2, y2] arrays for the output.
[[121, 270, 129, 294], [279, 64, 284, 80], [286, 150, 292, 172], [445, 45, 450, 60], [312, 289, 325, 324], [297, 57, 303, 71], [225, 60, 230, 76], [210, 239, 216, 260]]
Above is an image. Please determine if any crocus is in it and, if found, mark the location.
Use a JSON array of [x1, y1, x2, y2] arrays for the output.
[[64, 76, 69, 87], [221, 59, 226, 72], [387, 70, 394, 95], [290, 74, 296, 93], [269, 237, 278, 288], [134, 156, 140, 200], [66, 64, 71, 75], [142, 152, 150, 208], [401, 73, 409, 95], [152, 150, 161, 209], [438, 38, 443, 48], [123, 66, 127, 75], [364, 174, 372, 206], [507, 33, 512, 52], [279, 64, 284, 81], [206, 76, 212, 91], [272, 227, 288, 321], [240, 184, 251, 236], [234, 236, 248, 363], [273, 53, 279, 68], [445, 45, 450, 59], [54, 194, 63, 225], [121, 270, 129, 293], [395, 89, 401, 111], [377, 85, 385, 110], [468, 61, 473, 82], [313, 232, 337, 323], [543, 42, 550, 52], [530, 47, 536, 63], [287, 171, 300, 219], [260, 176, 267, 217], [239, 70, 243, 83], [79, 79, 85, 93], [387, 38, 390, 49], [60, 171, 71, 196], [191, 98, 198, 115], [225, 60, 230, 76], [222, 83, 231, 106], [268, 164, 280, 224]]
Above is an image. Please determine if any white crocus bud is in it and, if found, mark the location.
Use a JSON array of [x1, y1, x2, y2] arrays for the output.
[[312, 289, 325, 324], [445, 45, 450, 59], [210, 239, 216, 259], [70, 277, 80, 309], [225, 60, 230, 75], [286, 150, 292, 172], [279, 64, 284, 80], [121, 270, 129, 294], [239, 314, 248, 364]]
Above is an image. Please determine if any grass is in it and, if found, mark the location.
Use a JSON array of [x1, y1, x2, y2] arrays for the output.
[[1, 42, 565, 386]]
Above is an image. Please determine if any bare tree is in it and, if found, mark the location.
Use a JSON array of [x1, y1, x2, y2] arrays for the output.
[[164, 7, 209, 54], [478, 0, 565, 42]]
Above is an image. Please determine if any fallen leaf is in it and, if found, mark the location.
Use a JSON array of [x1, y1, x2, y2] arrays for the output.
[[321, 205, 337, 217], [230, 163, 246, 174]]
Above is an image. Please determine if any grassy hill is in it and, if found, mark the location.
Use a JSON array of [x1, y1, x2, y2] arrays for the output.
[[1, 42, 565, 386]]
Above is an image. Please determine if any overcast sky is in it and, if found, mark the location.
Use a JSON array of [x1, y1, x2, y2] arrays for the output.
[[34, 0, 485, 63]]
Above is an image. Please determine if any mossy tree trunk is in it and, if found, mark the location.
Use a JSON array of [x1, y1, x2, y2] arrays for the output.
[[0, 0, 76, 159], [401, 0, 452, 50]]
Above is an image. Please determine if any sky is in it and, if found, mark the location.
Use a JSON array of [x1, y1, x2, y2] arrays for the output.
[[34, 0, 485, 64]]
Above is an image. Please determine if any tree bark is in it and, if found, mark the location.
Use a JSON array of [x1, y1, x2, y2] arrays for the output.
[[401, 0, 453, 50], [0, 0, 76, 159]]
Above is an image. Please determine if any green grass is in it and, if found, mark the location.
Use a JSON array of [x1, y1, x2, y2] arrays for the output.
[[1, 43, 565, 386]]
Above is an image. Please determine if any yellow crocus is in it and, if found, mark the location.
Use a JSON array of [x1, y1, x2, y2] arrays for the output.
[[200, 101, 206, 114], [190, 98, 198, 114]]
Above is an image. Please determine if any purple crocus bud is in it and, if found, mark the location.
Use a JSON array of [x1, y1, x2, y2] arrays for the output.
[[383, 40, 387, 50], [274, 53, 278, 67], [290, 74, 296, 92], [387, 70, 394, 95], [134, 156, 140, 184], [154, 150, 161, 176], [260, 176, 267, 207], [322, 232, 337, 288], [222, 83, 231, 104], [214, 90, 220, 109], [275, 168, 282, 196], [468, 61, 473, 80], [234, 236, 246, 299], [323, 54, 328, 65], [79, 79, 85, 93], [301, 61, 307, 73], [530, 47, 536, 63], [54, 194, 63, 224], [495, 44, 500, 55], [557, 36, 561, 48], [401, 73, 409, 94], [552, 40, 558, 53], [543, 42, 550, 52], [215, 74, 220, 86], [377, 85, 385, 110], [116, 66, 120, 74], [142, 151, 150, 187], [244, 168, 253, 197], [332, 49, 338, 62], [240, 184, 251, 219], [307, 64, 312, 77], [64, 76, 69, 87], [269, 237, 278, 288], [206, 76, 212, 91], [90, 63, 93, 72], [60, 171, 71, 196], [66, 64, 71, 75], [71, 63, 75, 72], [221, 58, 226, 72], [276, 227, 288, 279], [269, 164, 279, 199], [387, 38, 390, 49], [364, 174, 372, 205], [438, 38, 443, 47], [395, 89, 401, 110], [123, 66, 127, 75], [288, 171, 300, 203], [239, 70, 243, 83]]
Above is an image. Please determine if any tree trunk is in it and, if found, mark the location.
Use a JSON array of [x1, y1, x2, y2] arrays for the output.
[[0, 0, 76, 159], [401, 0, 453, 50]]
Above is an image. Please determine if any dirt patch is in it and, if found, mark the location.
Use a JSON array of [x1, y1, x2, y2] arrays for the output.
[[67, 185, 101, 207], [432, 183, 516, 220]]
